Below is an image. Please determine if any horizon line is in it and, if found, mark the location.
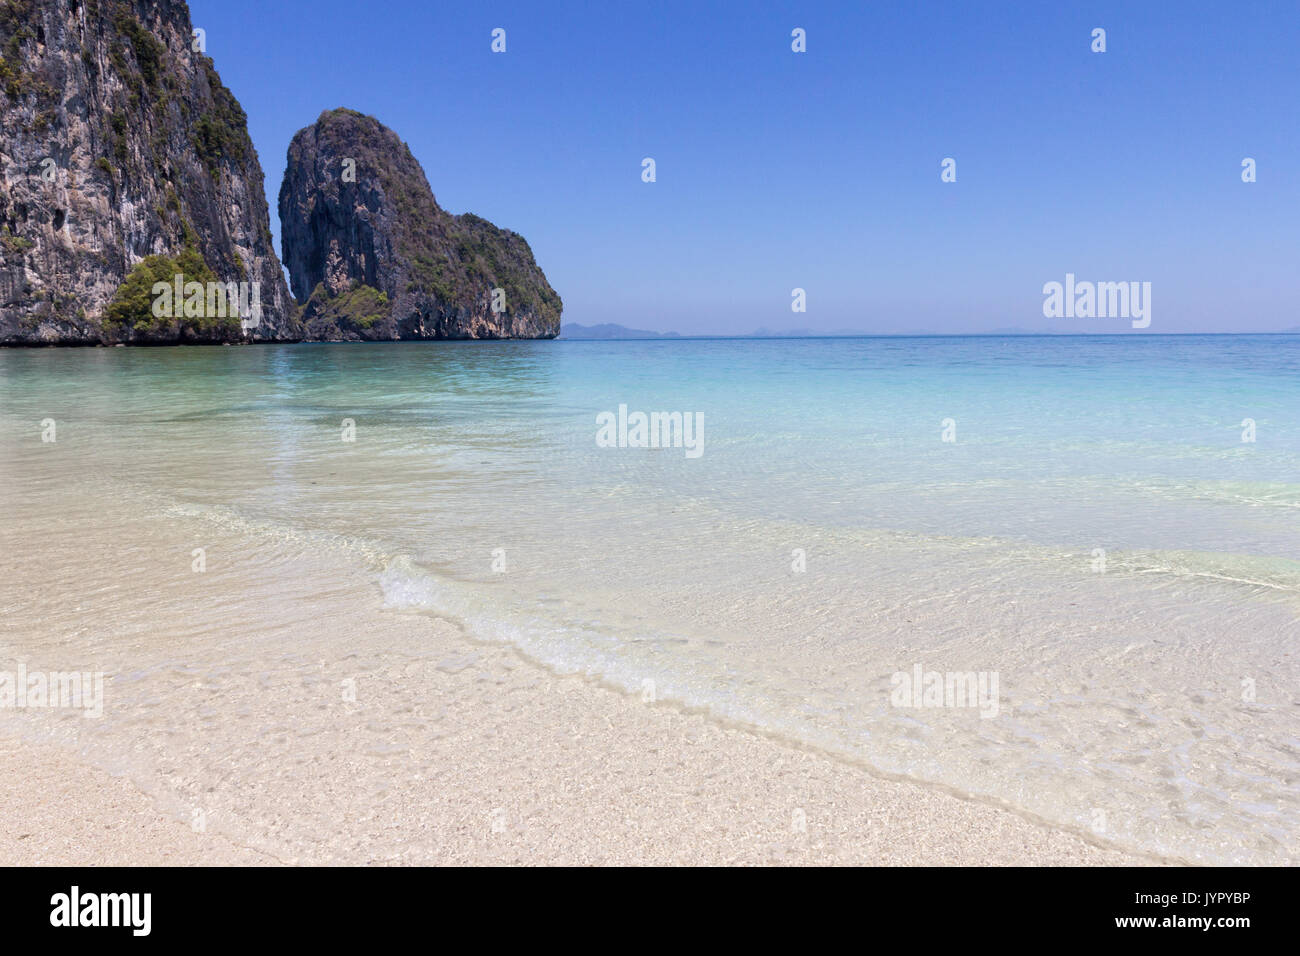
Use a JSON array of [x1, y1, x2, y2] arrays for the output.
[[558, 330, 1300, 341]]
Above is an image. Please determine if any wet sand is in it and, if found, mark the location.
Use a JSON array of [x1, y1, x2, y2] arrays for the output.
[[1, 614, 1145, 866]]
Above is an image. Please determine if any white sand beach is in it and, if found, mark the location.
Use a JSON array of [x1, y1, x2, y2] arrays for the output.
[[0, 490, 1141, 865], [1, 641, 1143, 866]]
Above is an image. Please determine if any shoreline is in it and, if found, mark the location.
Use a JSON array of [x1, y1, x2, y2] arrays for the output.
[[0, 381, 1215, 868], [1, 611, 1149, 866]]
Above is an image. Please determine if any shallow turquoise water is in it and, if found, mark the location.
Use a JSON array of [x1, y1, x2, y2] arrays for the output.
[[2, 334, 1298, 863]]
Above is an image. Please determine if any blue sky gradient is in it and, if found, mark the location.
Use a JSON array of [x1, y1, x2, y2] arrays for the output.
[[187, 0, 1300, 333]]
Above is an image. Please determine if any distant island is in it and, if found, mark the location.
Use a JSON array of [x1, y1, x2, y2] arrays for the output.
[[561, 323, 682, 339], [561, 324, 1300, 340], [561, 323, 1068, 339]]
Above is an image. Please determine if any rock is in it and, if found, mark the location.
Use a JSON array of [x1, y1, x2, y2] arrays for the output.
[[279, 108, 561, 341], [0, 0, 296, 344]]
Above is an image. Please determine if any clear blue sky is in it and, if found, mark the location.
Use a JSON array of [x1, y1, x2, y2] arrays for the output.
[[188, 0, 1299, 334]]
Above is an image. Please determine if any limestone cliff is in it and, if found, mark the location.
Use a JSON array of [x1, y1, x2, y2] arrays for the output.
[[0, 0, 296, 344], [279, 109, 560, 341]]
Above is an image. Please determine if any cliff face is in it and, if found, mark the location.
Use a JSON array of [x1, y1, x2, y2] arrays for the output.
[[279, 109, 561, 341], [0, 0, 296, 344]]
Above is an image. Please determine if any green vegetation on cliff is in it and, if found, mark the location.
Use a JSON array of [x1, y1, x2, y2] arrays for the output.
[[302, 282, 390, 330], [2, 0, 56, 103], [451, 213, 563, 326], [191, 58, 249, 182], [0, 225, 33, 254], [111, 5, 164, 90], [104, 248, 241, 336]]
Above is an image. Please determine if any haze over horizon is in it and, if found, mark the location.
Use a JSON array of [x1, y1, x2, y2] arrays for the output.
[[558, 321, 1300, 339], [191, 0, 1299, 335]]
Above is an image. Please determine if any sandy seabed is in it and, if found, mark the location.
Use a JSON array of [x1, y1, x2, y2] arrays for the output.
[[1, 619, 1144, 867], [0, 480, 1151, 867]]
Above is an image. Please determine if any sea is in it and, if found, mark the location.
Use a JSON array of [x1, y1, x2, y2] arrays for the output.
[[2, 334, 1297, 864]]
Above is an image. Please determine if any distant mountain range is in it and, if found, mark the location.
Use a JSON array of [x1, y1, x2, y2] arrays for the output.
[[560, 323, 876, 339], [561, 323, 1065, 339], [562, 323, 1300, 339], [560, 323, 682, 339]]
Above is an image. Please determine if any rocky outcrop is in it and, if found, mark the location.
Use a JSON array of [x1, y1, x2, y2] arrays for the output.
[[0, 0, 296, 344], [279, 109, 560, 340]]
